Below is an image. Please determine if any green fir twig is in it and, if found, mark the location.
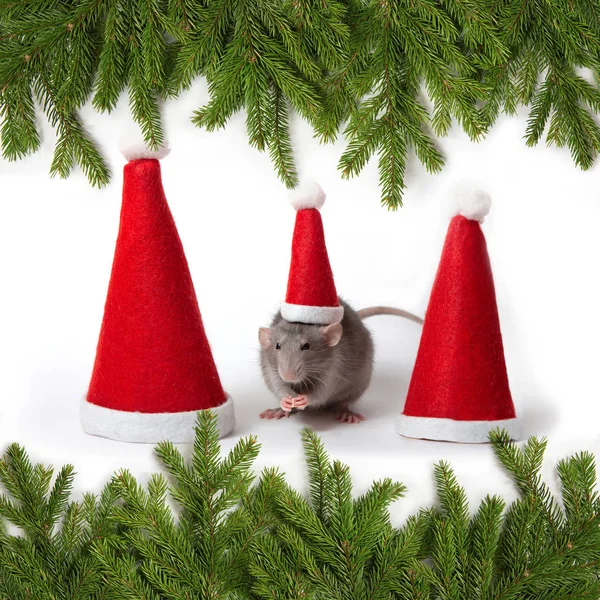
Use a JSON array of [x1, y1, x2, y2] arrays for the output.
[[0, 418, 599, 599], [2, 1, 600, 205]]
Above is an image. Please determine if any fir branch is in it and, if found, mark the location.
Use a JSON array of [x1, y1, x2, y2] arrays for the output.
[[468, 495, 505, 596], [36, 72, 110, 188], [251, 426, 415, 599], [0, 75, 40, 160], [557, 452, 599, 531], [315, 0, 371, 143], [3, 0, 600, 203], [169, 0, 232, 92], [301, 428, 332, 523], [268, 85, 298, 188], [0, 445, 118, 600], [336, 0, 457, 208], [424, 433, 600, 600], [127, 0, 165, 152], [490, 430, 565, 532], [192, 0, 322, 187], [92, 0, 129, 113], [486, 0, 600, 170], [287, 0, 350, 73], [1, 424, 600, 599], [97, 411, 267, 600], [53, 0, 105, 114]]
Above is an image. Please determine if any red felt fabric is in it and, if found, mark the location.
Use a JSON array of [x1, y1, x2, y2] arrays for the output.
[[404, 215, 516, 421], [88, 159, 227, 414], [286, 208, 339, 307]]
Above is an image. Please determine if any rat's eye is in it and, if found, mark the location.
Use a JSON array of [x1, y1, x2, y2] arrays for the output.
[[301, 343, 310, 351], [275, 343, 281, 350]]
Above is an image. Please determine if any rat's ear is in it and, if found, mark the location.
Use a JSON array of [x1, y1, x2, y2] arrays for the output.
[[321, 323, 343, 347], [259, 327, 272, 349]]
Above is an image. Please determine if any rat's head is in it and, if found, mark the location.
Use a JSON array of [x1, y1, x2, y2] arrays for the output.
[[259, 319, 343, 385]]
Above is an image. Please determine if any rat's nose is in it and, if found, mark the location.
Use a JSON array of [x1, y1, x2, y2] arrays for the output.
[[281, 370, 298, 382]]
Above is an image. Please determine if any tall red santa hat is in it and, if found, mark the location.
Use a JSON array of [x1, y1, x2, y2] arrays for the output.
[[397, 185, 520, 443], [281, 182, 343, 325], [81, 131, 234, 443]]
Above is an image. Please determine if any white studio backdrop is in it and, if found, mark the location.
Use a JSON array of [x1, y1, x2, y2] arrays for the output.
[[1, 80, 600, 520]]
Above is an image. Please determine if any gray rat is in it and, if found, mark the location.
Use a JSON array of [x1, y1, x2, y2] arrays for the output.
[[258, 298, 423, 423]]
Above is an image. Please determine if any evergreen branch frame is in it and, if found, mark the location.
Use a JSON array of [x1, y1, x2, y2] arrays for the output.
[[0, 411, 599, 599], [2, 0, 600, 208]]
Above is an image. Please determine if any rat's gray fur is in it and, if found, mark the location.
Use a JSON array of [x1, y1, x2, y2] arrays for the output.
[[260, 298, 375, 414]]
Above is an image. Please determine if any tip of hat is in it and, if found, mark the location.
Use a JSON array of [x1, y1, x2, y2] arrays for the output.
[[449, 182, 491, 223], [119, 123, 170, 161], [289, 181, 326, 211]]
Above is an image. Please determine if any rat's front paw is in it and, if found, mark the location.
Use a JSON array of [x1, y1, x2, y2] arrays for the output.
[[292, 394, 309, 410], [280, 395, 309, 412], [280, 396, 295, 412]]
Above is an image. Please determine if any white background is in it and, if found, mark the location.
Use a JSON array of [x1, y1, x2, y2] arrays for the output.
[[1, 80, 599, 520]]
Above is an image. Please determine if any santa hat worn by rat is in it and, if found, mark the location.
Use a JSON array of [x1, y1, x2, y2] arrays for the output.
[[397, 186, 520, 443], [80, 129, 234, 443], [281, 182, 343, 325]]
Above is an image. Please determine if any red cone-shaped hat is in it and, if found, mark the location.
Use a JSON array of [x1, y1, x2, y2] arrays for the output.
[[81, 134, 234, 443], [281, 182, 343, 324], [397, 187, 519, 443]]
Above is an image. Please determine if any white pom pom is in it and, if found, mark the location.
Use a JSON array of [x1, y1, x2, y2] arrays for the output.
[[449, 183, 491, 223], [289, 181, 326, 211], [119, 122, 170, 161]]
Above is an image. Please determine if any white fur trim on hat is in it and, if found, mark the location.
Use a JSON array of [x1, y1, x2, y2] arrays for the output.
[[289, 181, 326, 211], [396, 414, 520, 443], [80, 395, 234, 443], [281, 302, 344, 325], [449, 183, 491, 223], [119, 121, 170, 161]]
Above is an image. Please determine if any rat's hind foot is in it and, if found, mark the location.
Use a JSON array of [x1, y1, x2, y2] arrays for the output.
[[335, 409, 365, 424], [260, 408, 291, 420]]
